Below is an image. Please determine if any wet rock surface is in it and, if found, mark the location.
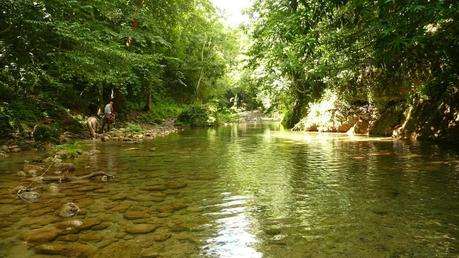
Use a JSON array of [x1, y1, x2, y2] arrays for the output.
[[22, 227, 61, 243], [34, 243, 96, 256], [125, 224, 158, 234]]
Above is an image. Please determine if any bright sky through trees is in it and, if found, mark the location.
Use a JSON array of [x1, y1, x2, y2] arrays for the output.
[[211, 0, 252, 26]]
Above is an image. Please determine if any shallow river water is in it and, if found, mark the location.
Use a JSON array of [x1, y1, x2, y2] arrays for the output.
[[0, 123, 458, 257]]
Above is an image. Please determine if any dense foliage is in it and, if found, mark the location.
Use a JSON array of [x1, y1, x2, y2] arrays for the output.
[[246, 0, 459, 131], [0, 0, 239, 117]]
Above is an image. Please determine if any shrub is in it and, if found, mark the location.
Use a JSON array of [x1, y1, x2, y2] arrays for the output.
[[33, 124, 58, 142], [177, 106, 210, 127]]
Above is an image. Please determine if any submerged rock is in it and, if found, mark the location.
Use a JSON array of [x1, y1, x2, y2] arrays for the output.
[[34, 243, 96, 256], [22, 227, 60, 243], [124, 210, 149, 220], [79, 218, 102, 230], [57, 202, 80, 218], [24, 164, 45, 172], [152, 227, 171, 242], [47, 183, 59, 193], [58, 234, 79, 242], [166, 182, 187, 189], [125, 224, 158, 234], [140, 248, 160, 258], [79, 231, 104, 242], [56, 219, 83, 230], [55, 162, 76, 172], [141, 185, 167, 191], [18, 190, 40, 203]]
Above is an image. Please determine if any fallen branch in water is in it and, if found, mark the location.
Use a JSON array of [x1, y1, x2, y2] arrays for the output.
[[27, 171, 114, 183]]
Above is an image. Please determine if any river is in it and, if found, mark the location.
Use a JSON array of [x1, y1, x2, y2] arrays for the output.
[[0, 122, 458, 257]]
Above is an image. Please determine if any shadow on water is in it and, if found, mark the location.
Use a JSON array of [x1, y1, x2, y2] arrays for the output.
[[0, 122, 458, 257]]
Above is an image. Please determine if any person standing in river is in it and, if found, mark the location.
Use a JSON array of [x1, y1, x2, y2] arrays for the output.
[[101, 100, 115, 133]]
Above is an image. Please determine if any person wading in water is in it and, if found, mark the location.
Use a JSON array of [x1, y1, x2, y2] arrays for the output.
[[101, 100, 115, 133]]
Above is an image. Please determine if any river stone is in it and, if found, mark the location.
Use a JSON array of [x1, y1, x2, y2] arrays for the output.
[[47, 183, 59, 193], [152, 228, 171, 242], [94, 188, 110, 193], [141, 185, 167, 191], [78, 185, 102, 192], [56, 219, 83, 230], [157, 213, 172, 218], [24, 164, 45, 172], [18, 190, 40, 202], [88, 149, 101, 155], [17, 170, 27, 177], [55, 162, 76, 172], [99, 241, 141, 257], [29, 208, 54, 217], [157, 202, 188, 213], [124, 210, 149, 220], [128, 195, 165, 202], [166, 182, 187, 189], [175, 232, 198, 243], [111, 202, 132, 212], [125, 224, 158, 234], [34, 243, 96, 256], [22, 227, 60, 243], [57, 202, 80, 217], [110, 194, 128, 201], [92, 222, 110, 230], [55, 150, 77, 160], [79, 231, 103, 242], [27, 169, 38, 177], [139, 248, 160, 258], [57, 234, 79, 242], [79, 218, 102, 230]]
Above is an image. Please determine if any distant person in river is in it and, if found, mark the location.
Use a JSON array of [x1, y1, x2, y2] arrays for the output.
[[87, 101, 102, 139], [101, 100, 116, 133]]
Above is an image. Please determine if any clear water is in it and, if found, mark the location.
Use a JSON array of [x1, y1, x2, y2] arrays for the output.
[[0, 123, 458, 257]]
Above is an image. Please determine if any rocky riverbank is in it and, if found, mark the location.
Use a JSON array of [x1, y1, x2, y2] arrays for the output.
[[292, 88, 459, 144], [0, 120, 180, 159]]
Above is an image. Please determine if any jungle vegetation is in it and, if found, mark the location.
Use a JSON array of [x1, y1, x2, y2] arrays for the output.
[[1, 0, 458, 141]]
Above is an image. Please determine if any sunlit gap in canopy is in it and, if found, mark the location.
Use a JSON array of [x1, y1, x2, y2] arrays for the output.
[[211, 0, 252, 27]]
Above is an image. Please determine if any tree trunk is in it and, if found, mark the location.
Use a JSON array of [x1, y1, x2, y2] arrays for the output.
[[98, 81, 104, 111], [195, 33, 207, 100], [144, 86, 152, 111]]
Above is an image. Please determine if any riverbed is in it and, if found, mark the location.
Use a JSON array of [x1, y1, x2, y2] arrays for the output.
[[0, 122, 458, 257]]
